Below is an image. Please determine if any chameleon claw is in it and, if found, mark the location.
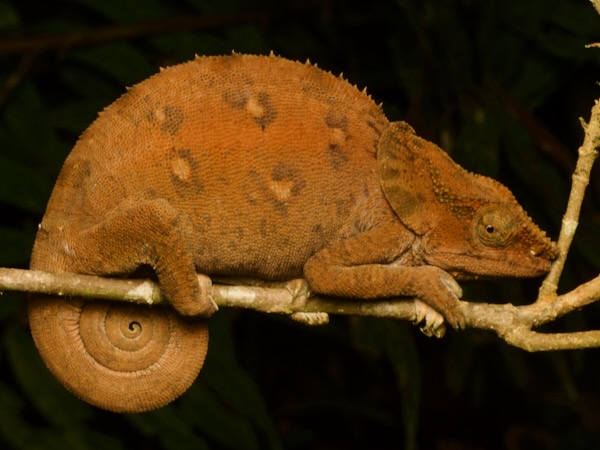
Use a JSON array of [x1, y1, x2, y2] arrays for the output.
[[291, 312, 330, 325], [413, 300, 447, 338]]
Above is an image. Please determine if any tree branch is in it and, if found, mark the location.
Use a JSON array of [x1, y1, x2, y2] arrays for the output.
[[2, 265, 600, 350], [0, 266, 420, 323], [538, 98, 600, 300]]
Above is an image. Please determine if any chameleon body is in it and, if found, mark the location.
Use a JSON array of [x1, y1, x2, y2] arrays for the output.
[[28, 53, 557, 413]]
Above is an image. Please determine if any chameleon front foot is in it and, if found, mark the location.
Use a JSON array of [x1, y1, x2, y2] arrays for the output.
[[285, 279, 330, 325], [413, 300, 447, 338]]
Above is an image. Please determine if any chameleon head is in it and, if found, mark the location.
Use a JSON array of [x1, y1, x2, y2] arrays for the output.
[[378, 121, 558, 280]]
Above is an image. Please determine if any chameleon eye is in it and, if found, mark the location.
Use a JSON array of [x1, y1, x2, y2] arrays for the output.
[[474, 206, 517, 247]]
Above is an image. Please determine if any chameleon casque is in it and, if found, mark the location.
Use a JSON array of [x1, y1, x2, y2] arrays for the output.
[[28, 53, 558, 413]]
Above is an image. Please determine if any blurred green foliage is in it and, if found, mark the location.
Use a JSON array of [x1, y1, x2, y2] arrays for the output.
[[0, 0, 599, 449]]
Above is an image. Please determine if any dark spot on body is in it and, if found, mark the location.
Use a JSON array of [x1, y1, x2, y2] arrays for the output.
[[312, 224, 325, 240], [335, 194, 356, 218], [327, 144, 349, 170], [195, 213, 212, 234], [222, 90, 249, 109], [145, 105, 185, 135], [366, 120, 378, 133], [222, 89, 277, 131], [253, 92, 277, 130], [272, 163, 306, 196], [67, 159, 92, 190], [160, 106, 185, 135], [236, 226, 244, 239], [271, 200, 288, 216], [325, 111, 349, 131], [259, 219, 268, 238], [362, 183, 370, 198]]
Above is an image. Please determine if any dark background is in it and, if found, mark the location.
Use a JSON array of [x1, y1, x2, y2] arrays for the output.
[[0, 0, 599, 449]]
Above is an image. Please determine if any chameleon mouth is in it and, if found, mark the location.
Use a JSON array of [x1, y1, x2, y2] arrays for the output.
[[433, 250, 554, 280]]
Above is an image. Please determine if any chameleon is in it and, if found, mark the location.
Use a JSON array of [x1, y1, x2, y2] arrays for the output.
[[28, 53, 558, 413]]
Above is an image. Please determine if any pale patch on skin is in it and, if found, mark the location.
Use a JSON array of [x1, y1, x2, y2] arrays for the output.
[[171, 154, 192, 182], [246, 95, 265, 118], [153, 108, 166, 122], [270, 180, 295, 202], [331, 127, 346, 146]]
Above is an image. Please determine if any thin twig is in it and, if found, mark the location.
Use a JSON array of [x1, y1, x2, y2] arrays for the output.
[[538, 99, 600, 301]]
